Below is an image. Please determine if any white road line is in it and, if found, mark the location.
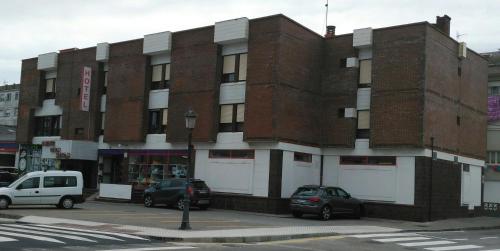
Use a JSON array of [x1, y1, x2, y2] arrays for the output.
[[374, 237, 431, 242], [480, 249, 500, 251], [0, 236, 17, 242], [98, 246, 197, 251], [5, 224, 123, 241], [399, 240, 457, 247], [424, 245, 483, 251], [34, 224, 148, 240], [480, 237, 499, 240], [0, 230, 65, 244], [0, 225, 96, 242], [350, 233, 418, 238]]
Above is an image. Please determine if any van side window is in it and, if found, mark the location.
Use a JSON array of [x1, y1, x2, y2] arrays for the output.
[[17, 177, 40, 189], [44, 176, 77, 188]]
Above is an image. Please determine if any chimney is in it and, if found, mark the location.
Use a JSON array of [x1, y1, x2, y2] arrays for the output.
[[435, 15, 451, 36], [325, 25, 336, 39]]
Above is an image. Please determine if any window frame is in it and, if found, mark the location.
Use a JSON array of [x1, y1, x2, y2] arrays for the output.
[[208, 149, 255, 159], [34, 116, 61, 136], [45, 78, 56, 99], [358, 59, 372, 88], [221, 53, 247, 83], [340, 156, 397, 166], [150, 63, 170, 90], [148, 109, 167, 134], [219, 103, 244, 132], [294, 152, 313, 163]]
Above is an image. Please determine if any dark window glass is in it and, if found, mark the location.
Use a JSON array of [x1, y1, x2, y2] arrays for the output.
[[209, 150, 231, 158], [338, 108, 345, 118], [219, 104, 244, 133], [340, 156, 396, 165], [294, 152, 312, 163], [150, 64, 170, 90], [17, 177, 40, 189], [293, 187, 319, 196], [339, 58, 347, 68], [221, 53, 247, 83], [209, 150, 255, 159], [335, 188, 348, 197], [356, 129, 370, 139], [35, 116, 60, 136], [192, 181, 208, 189], [148, 110, 165, 134], [170, 180, 184, 187], [44, 176, 77, 188]]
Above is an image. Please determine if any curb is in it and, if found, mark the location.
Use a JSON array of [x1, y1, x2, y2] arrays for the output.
[[402, 225, 500, 233], [0, 213, 22, 220], [142, 232, 341, 243]]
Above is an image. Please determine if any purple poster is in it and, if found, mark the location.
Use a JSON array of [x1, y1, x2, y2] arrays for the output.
[[488, 96, 500, 122]]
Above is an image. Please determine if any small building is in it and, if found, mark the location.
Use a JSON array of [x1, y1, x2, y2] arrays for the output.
[[0, 84, 20, 126], [16, 14, 487, 221]]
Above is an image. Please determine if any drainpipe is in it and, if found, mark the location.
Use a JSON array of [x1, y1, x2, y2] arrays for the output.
[[428, 137, 435, 221], [320, 155, 324, 186]]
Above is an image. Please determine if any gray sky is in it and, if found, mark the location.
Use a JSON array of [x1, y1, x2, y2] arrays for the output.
[[1, 0, 499, 84]]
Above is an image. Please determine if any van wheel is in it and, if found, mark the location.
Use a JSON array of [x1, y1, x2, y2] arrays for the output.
[[0, 197, 9, 209], [144, 195, 154, 208], [59, 197, 74, 209]]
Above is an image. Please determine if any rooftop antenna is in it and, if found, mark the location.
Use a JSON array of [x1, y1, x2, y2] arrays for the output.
[[325, 0, 329, 34], [456, 31, 466, 41]]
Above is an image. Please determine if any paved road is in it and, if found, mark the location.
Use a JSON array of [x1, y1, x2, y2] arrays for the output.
[[185, 229, 500, 251]]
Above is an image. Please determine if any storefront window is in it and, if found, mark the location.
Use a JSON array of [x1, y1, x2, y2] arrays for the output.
[[128, 154, 187, 188]]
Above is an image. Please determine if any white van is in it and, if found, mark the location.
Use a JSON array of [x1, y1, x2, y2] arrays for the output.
[[0, 170, 84, 209]]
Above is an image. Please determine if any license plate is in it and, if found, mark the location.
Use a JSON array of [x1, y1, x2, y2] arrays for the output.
[[295, 199, 306, 203], [198, 200, 209, 204]]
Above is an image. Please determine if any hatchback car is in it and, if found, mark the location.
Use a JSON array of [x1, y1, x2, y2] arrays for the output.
[[290, 185, 363, 220], [143, 178, 211, 210]]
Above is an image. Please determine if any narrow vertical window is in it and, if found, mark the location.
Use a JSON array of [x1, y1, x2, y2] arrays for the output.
[[45, 78, 56, 99], [359, 60, 372, 87], [219, 104, 244, 132], [238, 53, 247, 81], [222, 55, 237, 82], [151, 64, 170, 90], [356, 110, 370, 139]]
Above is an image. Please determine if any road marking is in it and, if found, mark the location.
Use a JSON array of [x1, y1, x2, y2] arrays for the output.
[[259, 235, 344, 245], [0, 225, 96, 242], [480, 236, 499, 240], [0, 230, 65, 244], [374, 236, 431, 242], [34, 224, 148, 240], [0, 236, 17, 242], [160, 220, 240, 223], [481, 249, 500, 251], [350, 233, 418, 238], [399, 240, 457, 247], [424, 245, 483, 251], [98, 246, 197, 251], [5, 224, 123, 241], [450, 238, 469, 241]]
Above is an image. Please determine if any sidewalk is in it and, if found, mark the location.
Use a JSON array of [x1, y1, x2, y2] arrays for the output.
[[12, 215, 500, 243]]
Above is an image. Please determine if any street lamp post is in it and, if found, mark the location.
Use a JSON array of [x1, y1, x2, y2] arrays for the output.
[[180, 108, 197, 230]]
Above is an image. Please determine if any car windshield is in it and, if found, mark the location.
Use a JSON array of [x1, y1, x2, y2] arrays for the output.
[[192, 181, 208, 189], [294, 187, 319, 196], [7, 174, 26, 188]]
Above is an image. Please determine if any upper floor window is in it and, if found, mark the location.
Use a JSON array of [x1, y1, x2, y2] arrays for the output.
[[45, 78, 56, 99], [294, 152, 312, 163], [34, 115, 61, 136], [219, 103, 244, 132], [222, 53, 247, 83], [359, 59, 372, 87], [489, 86, 500, 96], [148, 109, 168, 134], [15, 92, 19, 101], [151, 63, 170, 90], [356, 110, 370, 139], [0, 94, 4, 102], [6, 93, 11, 102]]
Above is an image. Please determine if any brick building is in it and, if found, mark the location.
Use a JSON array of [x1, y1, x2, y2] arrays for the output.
[[17, 14, 487, 221]]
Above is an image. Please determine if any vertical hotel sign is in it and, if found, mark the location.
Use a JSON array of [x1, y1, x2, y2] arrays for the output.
[[80, 66, 92, 111]]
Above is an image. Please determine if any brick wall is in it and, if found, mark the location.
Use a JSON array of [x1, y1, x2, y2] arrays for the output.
[[17, 58, 41, 143], [370, 24, 426, 148], [104, 39, 148, 142], [166, 26, 220, 142]]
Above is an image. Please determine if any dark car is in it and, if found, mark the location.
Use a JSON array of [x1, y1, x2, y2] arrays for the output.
[[290, 185, 364, 220], [143, 178, 211, 210], [0, 171, 17, 187]]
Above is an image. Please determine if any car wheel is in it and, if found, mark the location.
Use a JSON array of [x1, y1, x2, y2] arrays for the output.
[[0, 197, 9, 209], [59, 197, 74, 209], [319, 206, 332, 221], [176, 198, 185, 210], [144, 195, 154, 208], [292, 211, 303, 218]]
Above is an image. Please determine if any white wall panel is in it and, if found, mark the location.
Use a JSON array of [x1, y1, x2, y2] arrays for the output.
[[148, 89, 169, 109], [346, 57, 359, 68], [484, 181, 500, 203], [214, 17, 249, 44], [99, 184, 132, 200], [339, 164, 397, 202], [359, 48, 373, 60], [37, 52, 58, 70], [34, 99, 63, 116], [45, 70, 57, 79], [252, 150, 270, 196], [219, 82, 246, 104], [281, 151, 321, 198], [461, 165, 482, 206], [96, 43, 109, 62], [143, 31, 172, 55], [150, 53, 171, 65], [322, 156, 340, 186], [222, 42, 248, 56], [357, 88, 371, 110], [207, 158, 254, 194], [395, 157, 415, 205], [353, 28, 373, 48]]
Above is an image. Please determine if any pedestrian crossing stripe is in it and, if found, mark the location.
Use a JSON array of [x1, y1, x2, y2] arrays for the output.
[[33, 224, 148, 240], [0, 230, 65, 244], [399, 240, 457, 247], [424, 245, 483, 251], [5, 224, 123, 241], [0, 225, 97, 242], [350, 232, 419, 238], [0, 236, 17, 243]]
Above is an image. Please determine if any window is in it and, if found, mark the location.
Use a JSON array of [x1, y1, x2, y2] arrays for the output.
[[487, 151, 500, 164], [44, 176, 77, 188], [151, 63, 170, 90], [338, 108, 345, 118], [222, 53, 247, 83], [359, 59, 372, 87], [209, 150, 255, 159], [4, 110, 10, 117], [17, 177, 40, 189], [0, 94, 4, 102], [148, 109, 167, 134], [45, 78, 56, 99], [335, 188, 349, 198], [294, 152, 312, 163], [357, 110, 370, 139], [457, 116, 461, 126], [6, 93, 11, 102], [340, 156, 396, 165], [219, 104, 244, 132], [13, 108, 18, 116], [339, 58, 347, 68], [34, 116, 61, 136], [490, 86, 500, 96], [15, 92, 19, 100], [458, 66, 462, 77]]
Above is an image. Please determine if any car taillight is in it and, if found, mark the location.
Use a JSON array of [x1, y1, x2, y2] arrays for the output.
[[187, 186, 194, 196], [308, 197, 321, 203]]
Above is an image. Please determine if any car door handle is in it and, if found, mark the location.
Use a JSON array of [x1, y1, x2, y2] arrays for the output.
[[35, 191, 39, 194]]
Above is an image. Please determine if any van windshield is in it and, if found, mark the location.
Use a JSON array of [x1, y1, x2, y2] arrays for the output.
[[7, 174, 26, 188]]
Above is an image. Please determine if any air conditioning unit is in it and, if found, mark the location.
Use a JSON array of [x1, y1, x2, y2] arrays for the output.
[[458, 42, 467, 59], [344, 108, 357, 118], [346, 57, 359, 68]]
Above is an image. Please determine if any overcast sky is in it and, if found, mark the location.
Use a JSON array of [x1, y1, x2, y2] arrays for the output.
[[1, 0, 499, 84]]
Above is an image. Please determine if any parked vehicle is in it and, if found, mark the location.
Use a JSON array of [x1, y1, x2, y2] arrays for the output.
[[0, 170, 85, 209], [290, 185, 364, 220], [143, 178, 211, 210], [0, 171, 17, 187]]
